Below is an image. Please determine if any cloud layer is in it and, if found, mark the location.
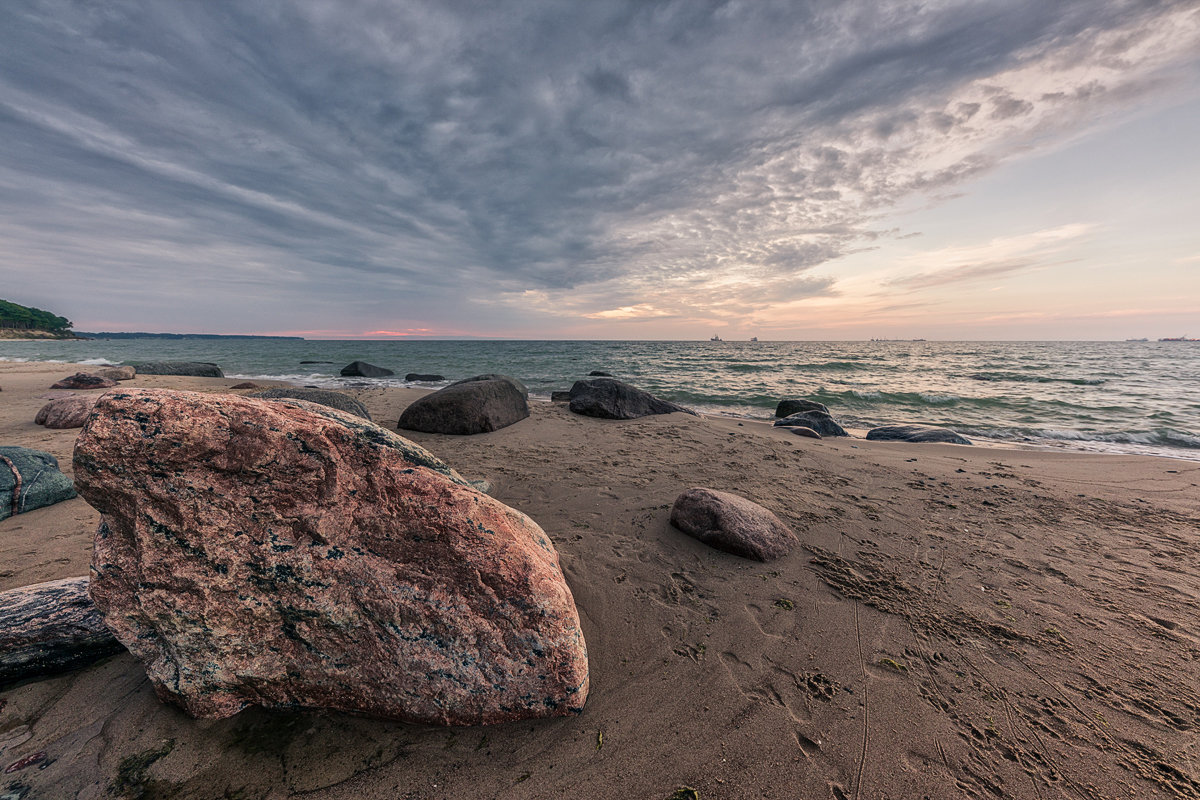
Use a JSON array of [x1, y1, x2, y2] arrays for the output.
[[1, 0, 1198, 335]]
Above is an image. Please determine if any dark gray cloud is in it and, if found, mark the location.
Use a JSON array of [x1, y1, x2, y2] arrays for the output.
[[0, 0, 1196, 332]]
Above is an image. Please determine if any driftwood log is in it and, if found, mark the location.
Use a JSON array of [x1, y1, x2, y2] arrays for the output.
[[0, 577, 123, 687]]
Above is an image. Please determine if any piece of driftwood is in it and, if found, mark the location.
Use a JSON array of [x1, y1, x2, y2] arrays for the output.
[[0, 576, 123, 687]]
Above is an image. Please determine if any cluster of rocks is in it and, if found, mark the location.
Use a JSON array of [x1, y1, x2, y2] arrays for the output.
[[3, 361, 976, 731], [0, 389, 594, 725], [771, 396, 970, 444]]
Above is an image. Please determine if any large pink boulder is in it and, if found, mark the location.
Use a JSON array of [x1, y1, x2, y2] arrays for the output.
[[35, 394, 101, 429], [73, 389, 588, 725]]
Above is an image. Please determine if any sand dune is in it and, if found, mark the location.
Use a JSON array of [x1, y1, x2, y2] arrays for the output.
[[2, 360, 1198, 799]]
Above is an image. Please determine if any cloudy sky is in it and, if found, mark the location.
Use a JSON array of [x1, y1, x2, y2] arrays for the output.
[[2, 0, 1198, 339]]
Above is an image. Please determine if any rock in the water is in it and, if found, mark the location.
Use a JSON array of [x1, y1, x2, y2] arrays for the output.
[[773, 410, 848, 437], [550, 391, 571, 402], [248, 388, 372, 421], [340, 360, 394, 378], [73, 389, 588, 724], [789, 426, 821, 439], [300, 360, 335, 364], [50, 373, 117, 390], [133, 361, 224, 378], [0, 577, 123, 687], [568, 378, 696, 420], [450, 374, 528, 397], [587, 370, 613, 377], [398, 378, 529, 435], [405, 373, 445, 382], [35, 395, 100, 429], [775, 398, 829, 417], [228, 382, 261, 390], [670, 488, 797, 561], [0, 446, 77, 521], [96, 366, 136, 381], [866, 425, 971, 444]]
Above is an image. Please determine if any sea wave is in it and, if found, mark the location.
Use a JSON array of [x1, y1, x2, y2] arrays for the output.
[[968, 372, 1106, 385], [791, 361, 876, 371], [811, 388, 1007, 409], [962, 426, 1200, 451]]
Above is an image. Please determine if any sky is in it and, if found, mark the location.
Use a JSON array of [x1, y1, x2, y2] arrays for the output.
[[1, 0, 1198, 340]]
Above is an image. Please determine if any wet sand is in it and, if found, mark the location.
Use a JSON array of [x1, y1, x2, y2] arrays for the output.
[[2, 360, 1199, 799]]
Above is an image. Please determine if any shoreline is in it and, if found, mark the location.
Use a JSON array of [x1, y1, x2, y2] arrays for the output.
[[1, 359, 1198, 797], [2, 344, 1197, 463]]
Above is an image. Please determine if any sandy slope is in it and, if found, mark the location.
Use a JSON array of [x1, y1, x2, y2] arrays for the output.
[[1, 360, 1198, 799]]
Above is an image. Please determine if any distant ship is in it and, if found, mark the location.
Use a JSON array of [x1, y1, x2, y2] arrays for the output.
[[1159, 336, 1199, 341], [710, 334, 722, 342], [1125, 338, 1148, 342], [750, 336, 758, 342]]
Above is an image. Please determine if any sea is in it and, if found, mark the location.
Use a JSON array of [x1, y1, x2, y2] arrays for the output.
[[3, 338, 1199, 462]]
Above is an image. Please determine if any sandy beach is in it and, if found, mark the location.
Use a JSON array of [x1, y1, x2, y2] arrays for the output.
[[2, 359, 1199, 799]]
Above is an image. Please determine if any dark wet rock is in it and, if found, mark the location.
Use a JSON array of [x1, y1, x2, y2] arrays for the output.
[[248, 388, 372, 421], [450, 374, 528, 398], [398, 378, 529, 435], [133, 361, 224, 378], [775, 398, 829, 417], [567, 378, 696, 420], [670, 488, 797, 561], [773, 410, 848, 437], [866, 425, 972, 445], [789, 426, 822, 439], [0, 577, 123, 687], [51, 373, 117, 390], [228, 382, 262, 390], [339, 361, 394, 378], [550, 391, 571, 402], [73, 388, 589, 724], [405, 373, 445, 382], [587, 370, 613, 377], [96, 366, 135, 381], [35, 395, 100, 429], [0, 446, 77, 521]]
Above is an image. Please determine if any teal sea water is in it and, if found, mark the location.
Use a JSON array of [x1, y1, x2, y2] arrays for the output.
[[4, 338, 1199, 462]]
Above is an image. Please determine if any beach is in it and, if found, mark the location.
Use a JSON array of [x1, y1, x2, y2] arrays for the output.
[[2, 359, 1199, 799]]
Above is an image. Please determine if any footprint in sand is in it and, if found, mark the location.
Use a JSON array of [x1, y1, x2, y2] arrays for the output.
[[744, 602, 789, 639], [718, 651, 810, 725]]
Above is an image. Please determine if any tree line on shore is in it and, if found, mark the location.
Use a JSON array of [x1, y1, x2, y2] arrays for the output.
[[0, 298, 73, 331]]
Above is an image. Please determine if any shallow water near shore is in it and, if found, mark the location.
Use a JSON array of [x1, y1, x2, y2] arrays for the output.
[[3, 338, 1198, 461]]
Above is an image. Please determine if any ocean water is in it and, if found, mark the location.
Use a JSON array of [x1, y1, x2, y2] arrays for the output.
[[3, 338, 1199, 462]]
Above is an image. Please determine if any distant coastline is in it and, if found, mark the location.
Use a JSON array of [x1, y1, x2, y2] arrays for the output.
[[74, 332, 304, 341], [0, 329, 83, 341]]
